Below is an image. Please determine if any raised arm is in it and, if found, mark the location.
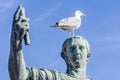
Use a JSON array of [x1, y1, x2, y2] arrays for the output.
[[8, 5, 30, 80]]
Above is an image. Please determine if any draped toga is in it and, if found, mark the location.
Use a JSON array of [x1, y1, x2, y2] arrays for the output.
[[26, 67, 86, 80]]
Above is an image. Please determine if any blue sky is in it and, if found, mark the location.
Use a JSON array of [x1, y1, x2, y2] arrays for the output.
[[0, 0, 120, 80]]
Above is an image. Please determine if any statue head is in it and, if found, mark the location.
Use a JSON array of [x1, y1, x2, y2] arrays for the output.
[[61, 36, 90, 69]]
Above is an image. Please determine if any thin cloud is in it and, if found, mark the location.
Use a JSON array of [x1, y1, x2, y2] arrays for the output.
[[91, 35, 120, 54], [92, 35, 120, 43], [0, 0, 16, 13], [31, 1, 65, 26]]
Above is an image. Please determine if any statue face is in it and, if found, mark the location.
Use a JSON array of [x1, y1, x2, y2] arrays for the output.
[[66, 39, 88, 68]]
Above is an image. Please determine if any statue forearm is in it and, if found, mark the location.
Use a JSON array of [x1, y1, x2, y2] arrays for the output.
[[8, 5, 30, 80], [8, 37, 27, 80]]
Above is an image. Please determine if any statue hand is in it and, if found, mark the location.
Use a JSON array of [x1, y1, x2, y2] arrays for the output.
[[11, 5, 30, 44]]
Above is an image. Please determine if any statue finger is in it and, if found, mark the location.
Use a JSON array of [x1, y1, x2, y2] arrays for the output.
[[17, 16, 26, 23], [20, 7, 26, 17], [14, 5, 22, 20], [17, 16, 23, 23]]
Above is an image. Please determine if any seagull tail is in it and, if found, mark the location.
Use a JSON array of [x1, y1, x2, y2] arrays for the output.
[[50, 25, 56, 28]]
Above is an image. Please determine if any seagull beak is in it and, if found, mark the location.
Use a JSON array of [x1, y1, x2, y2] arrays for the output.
[[81, 13, 86, 16]]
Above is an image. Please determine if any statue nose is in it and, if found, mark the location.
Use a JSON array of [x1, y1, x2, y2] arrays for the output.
[[76, 47, 81, 53]]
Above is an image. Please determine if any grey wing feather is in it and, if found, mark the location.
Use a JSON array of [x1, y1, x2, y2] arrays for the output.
[[59, 17, 80, 27]]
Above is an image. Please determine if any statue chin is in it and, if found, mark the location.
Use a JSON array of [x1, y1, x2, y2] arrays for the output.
[[72, 58, 83, 68]]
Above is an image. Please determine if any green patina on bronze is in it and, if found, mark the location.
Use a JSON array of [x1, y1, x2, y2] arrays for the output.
[[8, 5, 93, 80]]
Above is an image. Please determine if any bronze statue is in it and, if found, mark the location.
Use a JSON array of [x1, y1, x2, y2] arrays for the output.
[[8, 5, 92, 80]]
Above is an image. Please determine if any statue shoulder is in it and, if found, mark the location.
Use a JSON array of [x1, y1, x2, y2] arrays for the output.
[[26, 67, 62, 80], [86, 77, 94, 80]]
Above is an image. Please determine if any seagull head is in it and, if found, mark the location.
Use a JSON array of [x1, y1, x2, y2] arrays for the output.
[[75, 10, 86, 19]]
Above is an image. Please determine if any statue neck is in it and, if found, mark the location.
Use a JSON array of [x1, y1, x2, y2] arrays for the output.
[[66, 64, 86, 78]]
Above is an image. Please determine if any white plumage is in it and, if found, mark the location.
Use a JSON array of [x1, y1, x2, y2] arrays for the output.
[[53, 10, 86, 36]]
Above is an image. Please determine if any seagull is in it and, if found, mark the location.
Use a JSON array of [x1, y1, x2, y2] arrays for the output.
[[51, 10, 86, 37]]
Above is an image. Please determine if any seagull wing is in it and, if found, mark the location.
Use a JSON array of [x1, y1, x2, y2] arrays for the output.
[[58, 17, 81, 30]]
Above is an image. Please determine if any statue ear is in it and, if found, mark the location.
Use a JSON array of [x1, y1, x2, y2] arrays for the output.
[[61, 52, 65, 59], [61, 47, 67, 59], [86, 53, 91, 62], [87, 53, 90, 58]]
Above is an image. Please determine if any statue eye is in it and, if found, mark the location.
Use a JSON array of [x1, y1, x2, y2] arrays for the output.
[[79, 46, 84, 50], [70, 46, 76, 52]]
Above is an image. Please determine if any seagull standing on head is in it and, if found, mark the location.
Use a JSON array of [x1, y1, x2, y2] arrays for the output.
[[53, 10, 86, 37]]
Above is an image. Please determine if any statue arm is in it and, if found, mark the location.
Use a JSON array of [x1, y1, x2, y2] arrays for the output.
[[8, 5, 30, 80]]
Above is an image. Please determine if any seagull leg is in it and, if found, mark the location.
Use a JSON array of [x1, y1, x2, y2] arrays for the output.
[[68, 31, 70, 37], [72, 30, 74, 37]]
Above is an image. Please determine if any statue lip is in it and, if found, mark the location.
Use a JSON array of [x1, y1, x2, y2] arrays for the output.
[[74, 55, 82, 60]]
